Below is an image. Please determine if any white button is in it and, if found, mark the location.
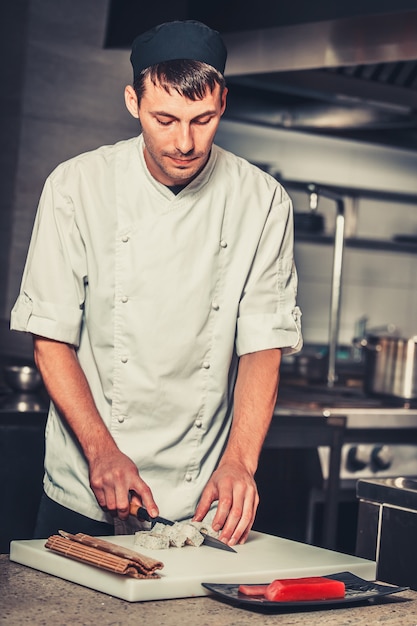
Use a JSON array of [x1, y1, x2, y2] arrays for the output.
[[118, 415, 125, 423], [220, 239, 227, 248], [121, 295, 128, 303], [202, 361, 210, 369], [195, 419, 202, 428], [121, 356, 128, 363], [212, 302, 219, 310], [122, 235, 129, 243], [185, 474, 192, 482]]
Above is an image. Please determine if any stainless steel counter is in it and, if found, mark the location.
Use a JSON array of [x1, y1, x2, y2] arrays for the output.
[[1, 555, 415, 626], [267, 383, 417, 550]]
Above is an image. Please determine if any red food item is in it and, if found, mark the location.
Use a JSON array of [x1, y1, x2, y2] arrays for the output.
[[264, 576, 345, 602], [238, 584, 269, 597]]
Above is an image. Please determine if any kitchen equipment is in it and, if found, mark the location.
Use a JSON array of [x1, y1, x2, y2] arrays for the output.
[[294, 183, 347, 388], [3, 364, 43, 392], [357, 333, 417, 400], [294, 347, 328, 383], [294, 187, 325, 234], [9, 531, 376, 602], [1, 363, 48, 413], [357, 477, 417, 589], [0, 410, 47, 553], [269, 383, 417, 550], [46, 531, 163, 578], [130, 504, 237, 553], [0, 392, 47, 412], [277, 384, 417, 488]]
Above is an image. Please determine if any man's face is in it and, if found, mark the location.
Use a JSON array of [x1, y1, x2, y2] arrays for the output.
[[125, 77, 227, 186]]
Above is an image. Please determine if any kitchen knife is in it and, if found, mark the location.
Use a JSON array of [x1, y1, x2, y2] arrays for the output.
[[129, 504, 237, 553]]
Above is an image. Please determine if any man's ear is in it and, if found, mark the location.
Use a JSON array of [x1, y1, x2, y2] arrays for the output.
[[124, 85, 139, 119], [220, 86, 228, 116]]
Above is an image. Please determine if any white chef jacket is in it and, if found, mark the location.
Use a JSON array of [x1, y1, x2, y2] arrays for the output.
[[11, 135, 302, 523]]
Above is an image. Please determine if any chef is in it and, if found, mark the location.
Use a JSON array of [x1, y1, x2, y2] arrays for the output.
[[11, 20, 302, 547]]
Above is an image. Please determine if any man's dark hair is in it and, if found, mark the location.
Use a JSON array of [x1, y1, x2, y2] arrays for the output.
[[133, 59, 226, 103]]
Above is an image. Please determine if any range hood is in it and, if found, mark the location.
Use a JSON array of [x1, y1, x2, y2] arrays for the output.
[[104, 2, 417, 150], [222, 9, 417, 149]]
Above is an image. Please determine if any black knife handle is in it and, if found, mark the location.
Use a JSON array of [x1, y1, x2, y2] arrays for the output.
[[136, 506, 175, 527], [136, 506, 152, 522]]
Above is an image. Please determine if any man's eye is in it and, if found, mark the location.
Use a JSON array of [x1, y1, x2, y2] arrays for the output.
[[156, 118, 173, 126], [194, 118, 212, 125]]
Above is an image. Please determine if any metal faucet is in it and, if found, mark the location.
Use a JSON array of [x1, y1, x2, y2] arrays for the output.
[[309, 189, 319, 211], [307, 184, 346, 388]]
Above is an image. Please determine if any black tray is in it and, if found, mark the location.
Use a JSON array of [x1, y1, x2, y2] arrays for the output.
[[202, 572, 409, 611]]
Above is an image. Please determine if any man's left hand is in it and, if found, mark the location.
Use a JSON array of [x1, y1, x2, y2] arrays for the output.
[[192, 461, 259, 546]]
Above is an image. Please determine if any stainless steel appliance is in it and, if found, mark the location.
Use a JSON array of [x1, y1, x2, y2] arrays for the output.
[[317, 406, 417, 487], [356, 476, 417, 589], [358, 333, 417, 400], [271, 384, 417, 549], [275, 384, 417, 481], [0, 374, 48, 551]]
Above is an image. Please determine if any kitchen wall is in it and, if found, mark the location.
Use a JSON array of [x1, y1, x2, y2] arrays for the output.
[[215, 121, 417, 346], [0, 1, 31, 357], [2, 0, 417, 360], [1, 0, 137, 358]]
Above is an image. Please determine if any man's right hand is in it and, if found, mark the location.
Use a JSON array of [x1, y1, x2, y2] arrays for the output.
[[88, 445, 159, 520], [33, 336, 158, 521]]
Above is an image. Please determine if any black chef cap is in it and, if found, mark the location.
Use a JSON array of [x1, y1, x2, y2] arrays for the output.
[[130, 20, 227, 79]]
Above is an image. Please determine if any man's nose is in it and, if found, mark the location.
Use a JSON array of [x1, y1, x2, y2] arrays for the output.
[[176, 124, 194, 154]]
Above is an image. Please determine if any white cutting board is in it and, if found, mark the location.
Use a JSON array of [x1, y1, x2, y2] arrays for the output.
[[10, 531, 376, 602]]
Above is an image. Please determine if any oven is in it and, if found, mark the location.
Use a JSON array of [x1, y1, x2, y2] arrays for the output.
[[317, 406, 417, 487], [275, 384, 417, 481]]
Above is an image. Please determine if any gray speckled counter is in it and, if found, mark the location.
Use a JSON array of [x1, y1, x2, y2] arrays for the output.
[[1, 554, 416, 626]]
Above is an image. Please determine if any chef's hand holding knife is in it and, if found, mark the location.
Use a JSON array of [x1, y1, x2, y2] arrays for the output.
[[33, 336, 160, 521], [33, 338, 254, 538], [34, 338, 279, 544], [92, 345, 281, 547], [87, 445, 159, 520]]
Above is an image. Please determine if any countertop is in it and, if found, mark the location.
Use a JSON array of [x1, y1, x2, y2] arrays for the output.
[[1, 555, 417, 626]]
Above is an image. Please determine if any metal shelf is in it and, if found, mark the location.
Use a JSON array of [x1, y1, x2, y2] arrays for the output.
[[296, 234, 417, 254], [284, 178, 417, 206], [282, 179, 417, 254]]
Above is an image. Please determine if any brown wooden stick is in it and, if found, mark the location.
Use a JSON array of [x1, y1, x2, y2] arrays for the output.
[[58, 530, 163, 574], [45, 533, 163, 579]]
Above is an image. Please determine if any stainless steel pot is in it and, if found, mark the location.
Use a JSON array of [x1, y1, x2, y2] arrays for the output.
[[358, 334, 417, 400], [3, 364, 43, 392]]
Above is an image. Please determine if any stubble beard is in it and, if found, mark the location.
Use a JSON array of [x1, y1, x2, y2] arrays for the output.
[[143, 135, 208, 186]]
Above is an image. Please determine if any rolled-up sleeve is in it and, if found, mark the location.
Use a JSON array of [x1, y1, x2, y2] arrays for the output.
[[235, 192, 302, 357], [236, 306, 302, 356], [10, 173, 86, 346]]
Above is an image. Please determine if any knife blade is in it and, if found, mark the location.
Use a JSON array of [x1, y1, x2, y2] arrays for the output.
[[129, 504, 237, 553]]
